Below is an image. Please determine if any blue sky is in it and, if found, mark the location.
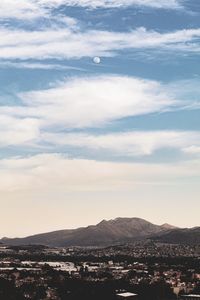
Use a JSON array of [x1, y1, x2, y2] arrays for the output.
[[0, 0, 200, 236]]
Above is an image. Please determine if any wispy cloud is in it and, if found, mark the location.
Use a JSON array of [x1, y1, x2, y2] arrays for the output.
[[0, 115, 40, 147], [0, 26, 200, 61], [0, 0, 45, 20], [39, 0, 183, 9], [0, 61, 84, 71], [42, 131, 200, 157], [0, 75, 199, 151], [0, 0, 183, 21], [9, 75, 176, 129], [0, 75, 171, 149], [0, 153, 199, 193], [182, 146, 200, 155]]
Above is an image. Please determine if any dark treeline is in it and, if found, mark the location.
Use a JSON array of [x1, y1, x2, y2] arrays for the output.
[[0, 270, 177, 300]]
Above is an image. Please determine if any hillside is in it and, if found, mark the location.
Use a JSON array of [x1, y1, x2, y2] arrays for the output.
[[153, 227, 200, 244]]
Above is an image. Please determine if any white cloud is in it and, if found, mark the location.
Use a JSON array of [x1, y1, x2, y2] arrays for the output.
[[0, 75, 199, 154], [0, 75, 174, 148], [0, 115, 40, 147], [0, 75, 199, 153], [43, 131, 200, 156], [0, 26, 200, 61], [0, 1, 76, 21], [183, 146, 200, 155], [0, 0, 40, 19], [0, 0, 46, 20], [38, 0, 183, 9], [0, 153, 199, 192], [0, 0, 183, 21], [0, 61, 84, 71], [7, 75, 175, 129]]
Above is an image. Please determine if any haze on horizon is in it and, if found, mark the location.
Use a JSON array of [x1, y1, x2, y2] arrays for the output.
[[0, 0, 199, 238]]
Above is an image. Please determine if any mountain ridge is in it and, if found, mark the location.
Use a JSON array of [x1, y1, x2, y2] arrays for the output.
[[0, 217, 180, 247], [153, 226, 200, 244], [2, 218, 200, 247]]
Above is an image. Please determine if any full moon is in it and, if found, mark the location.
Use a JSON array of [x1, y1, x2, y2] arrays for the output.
[[93, 56, 101, 64]]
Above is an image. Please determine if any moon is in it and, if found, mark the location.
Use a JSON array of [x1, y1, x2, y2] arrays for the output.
[[93, 56, 101, 64]]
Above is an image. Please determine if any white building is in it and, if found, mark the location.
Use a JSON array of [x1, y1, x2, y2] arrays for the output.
[[117, 292, 138, 299]]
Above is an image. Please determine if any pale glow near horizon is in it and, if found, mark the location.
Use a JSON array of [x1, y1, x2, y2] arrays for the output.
[[1, 156, 199, 237]]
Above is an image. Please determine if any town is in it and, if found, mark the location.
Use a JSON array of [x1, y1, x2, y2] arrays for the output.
[[0, 242, 200, 300]]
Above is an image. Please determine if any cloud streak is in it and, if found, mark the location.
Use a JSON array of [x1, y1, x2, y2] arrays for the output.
[[43, 131, 200, 157], [0, 61, 84, 71], [39, 0, 183, 9], [0, 27, 200, 61], [0, 0, 45, 20], [0, 0, 183, 21], [0, 153, 199, 193]]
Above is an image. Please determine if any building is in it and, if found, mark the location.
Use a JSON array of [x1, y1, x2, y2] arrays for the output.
[[117, 292, 138, 299]]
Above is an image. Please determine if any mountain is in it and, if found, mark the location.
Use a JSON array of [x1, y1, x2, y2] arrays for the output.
[[0, 217, 174, 247], [153, 227, 200, 244]]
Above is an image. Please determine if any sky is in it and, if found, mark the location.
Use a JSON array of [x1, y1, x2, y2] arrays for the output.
[[0, 0, 200, 237]]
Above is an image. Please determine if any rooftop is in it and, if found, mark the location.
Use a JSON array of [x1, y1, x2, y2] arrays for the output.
[[117, 292, 138, 298]]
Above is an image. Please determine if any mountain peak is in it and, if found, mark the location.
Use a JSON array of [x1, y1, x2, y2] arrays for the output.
[[161, 223, 177, 230]]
